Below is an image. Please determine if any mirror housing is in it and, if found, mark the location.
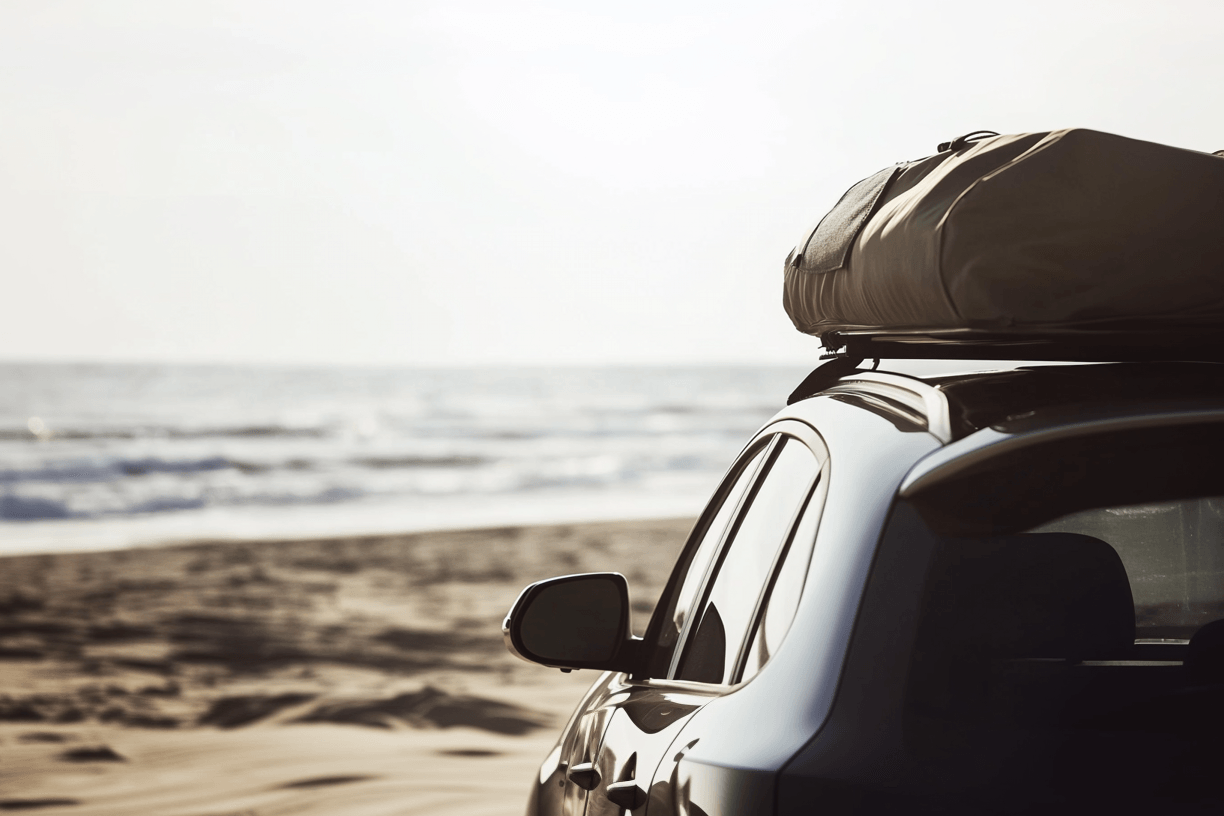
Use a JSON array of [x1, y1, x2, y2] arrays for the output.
[[503, 572, 641, 673]]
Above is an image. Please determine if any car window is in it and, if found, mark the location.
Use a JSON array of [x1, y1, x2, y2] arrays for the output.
[[641, 440, 772, 678], [1033, 497, 1224, 639], [674, 437, 821, 684], [738, 467, 827, 682], [904, 492, 1224, 777]]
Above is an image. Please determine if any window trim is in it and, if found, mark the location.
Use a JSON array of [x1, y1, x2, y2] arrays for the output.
[[634, 434, 777, 680], [664, 436, 783, 680], [731, 467, 829, 684], [668, 420, 830, 684]]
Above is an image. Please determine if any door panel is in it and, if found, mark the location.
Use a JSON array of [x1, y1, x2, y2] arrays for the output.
[[582, 426, 829, 815], [542, 439, 774, 816], [652, 719, 774, 816], [583, 683, 716, 816], [532, 672, 624, 816]]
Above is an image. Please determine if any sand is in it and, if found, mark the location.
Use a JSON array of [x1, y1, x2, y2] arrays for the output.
[[0, 518, 693, 815]]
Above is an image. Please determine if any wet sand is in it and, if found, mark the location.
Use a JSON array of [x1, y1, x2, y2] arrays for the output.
[[0, 518, 692, 815]]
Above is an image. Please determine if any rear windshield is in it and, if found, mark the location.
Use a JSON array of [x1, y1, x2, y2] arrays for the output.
[[1034, 497, 1224, 640], [904, 495, 1224, 805], [895, 413, 1224, 810]]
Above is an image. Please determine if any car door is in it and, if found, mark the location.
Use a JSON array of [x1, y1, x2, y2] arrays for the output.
[[646, 428, 830, 816], [583, 422, 828, 816], [541, 671, 627, 816], [538, 437, 772, 816]]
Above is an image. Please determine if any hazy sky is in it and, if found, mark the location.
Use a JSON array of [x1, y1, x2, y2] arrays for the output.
[[1, 1, 1219, 366]]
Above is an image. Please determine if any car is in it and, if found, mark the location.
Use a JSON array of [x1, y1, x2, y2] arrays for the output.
[[503, 355, 1224, 816]]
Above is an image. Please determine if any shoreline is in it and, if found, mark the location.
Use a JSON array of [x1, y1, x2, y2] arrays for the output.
[[0, 496, 709, 557]]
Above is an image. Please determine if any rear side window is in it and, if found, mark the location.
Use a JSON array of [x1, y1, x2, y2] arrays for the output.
[[675, 438, 821, 684], [739, 470, 826, 681]]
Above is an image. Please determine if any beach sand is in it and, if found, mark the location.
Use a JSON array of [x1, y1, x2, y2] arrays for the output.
[[0, 518, 693, 815]]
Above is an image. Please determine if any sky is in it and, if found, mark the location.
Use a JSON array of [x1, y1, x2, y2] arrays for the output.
[[0, 0, 1220, 367]]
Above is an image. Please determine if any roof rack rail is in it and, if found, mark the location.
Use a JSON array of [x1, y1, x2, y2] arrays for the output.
[[788, 359, 952, 443], [821, 327, 1224, 363], [824, 371, 952, 443]]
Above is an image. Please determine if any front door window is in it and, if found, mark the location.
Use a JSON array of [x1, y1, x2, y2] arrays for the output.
[[642, 440, 772, 678], [675, 437, 821, 684], [583, 425, 828, 816]]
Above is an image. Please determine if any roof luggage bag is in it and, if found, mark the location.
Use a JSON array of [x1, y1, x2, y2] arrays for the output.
[[783, 129, 1224, 359]]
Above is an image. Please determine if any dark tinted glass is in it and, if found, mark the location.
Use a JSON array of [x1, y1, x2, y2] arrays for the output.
[[643, 442, 769, 677], [740, 471, 825, 680], [902, 494, 1224, 808], [519, 576, 624, 662], [676, 438, 820, 684], [1035, 497, 1224, 638]]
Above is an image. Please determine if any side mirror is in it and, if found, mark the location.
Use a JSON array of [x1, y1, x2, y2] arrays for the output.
[[503, 572, 640, 673]]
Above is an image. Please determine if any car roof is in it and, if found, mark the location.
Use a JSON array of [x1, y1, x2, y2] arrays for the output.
[[805, 359, 1224, 442]]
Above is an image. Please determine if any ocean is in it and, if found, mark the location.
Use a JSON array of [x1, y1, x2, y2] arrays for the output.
[[0, 363, 809, 554]]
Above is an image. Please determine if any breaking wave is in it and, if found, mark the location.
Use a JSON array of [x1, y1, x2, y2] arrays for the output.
[[0, 363, 807, 543]]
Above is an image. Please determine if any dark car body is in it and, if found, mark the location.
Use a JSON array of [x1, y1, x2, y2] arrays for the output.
[[504, 360, 1224, 815]]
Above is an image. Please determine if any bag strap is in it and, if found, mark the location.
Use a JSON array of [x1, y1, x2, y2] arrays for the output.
[[937, 130, 1000, 153]]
